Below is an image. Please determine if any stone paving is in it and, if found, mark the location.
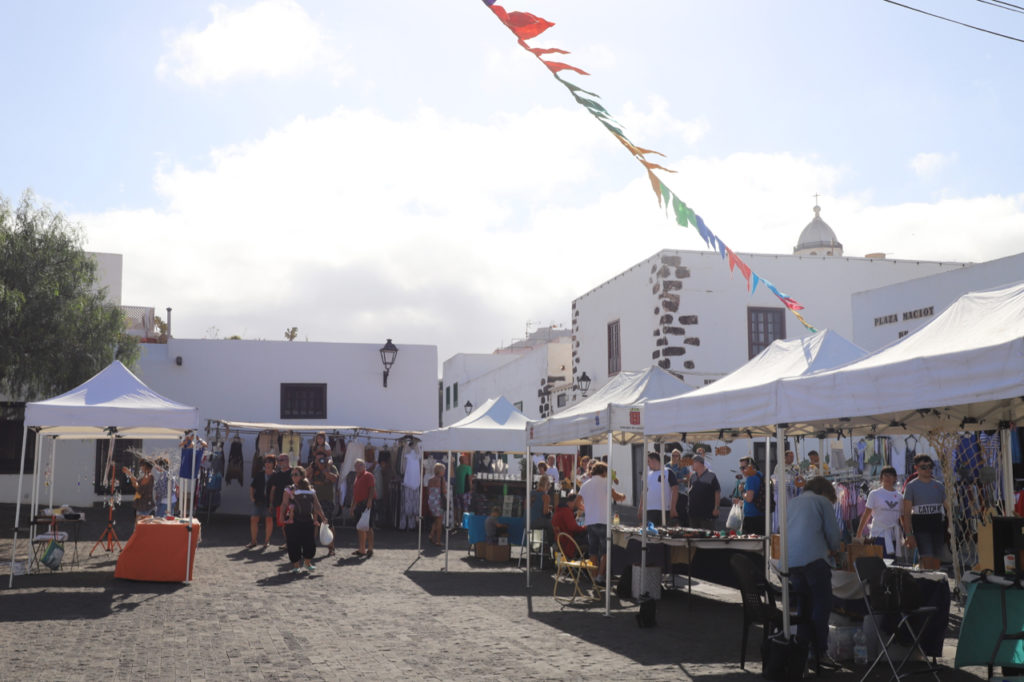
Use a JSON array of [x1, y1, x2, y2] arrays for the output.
[[0, 504, 989, 681]]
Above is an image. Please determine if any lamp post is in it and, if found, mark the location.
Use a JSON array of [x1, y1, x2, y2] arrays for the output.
[[379, 339, 398, 388], [464, 401, 473, 414], [576, 371, 592, 397]]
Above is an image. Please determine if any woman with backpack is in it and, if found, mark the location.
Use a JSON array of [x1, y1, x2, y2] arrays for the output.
[[281, 466, 327, 574]]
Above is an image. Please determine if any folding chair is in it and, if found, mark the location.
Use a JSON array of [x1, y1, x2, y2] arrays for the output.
[[31, 531, 69, 573], [854, 556, 942, 681], [553, 532, 597, 604]]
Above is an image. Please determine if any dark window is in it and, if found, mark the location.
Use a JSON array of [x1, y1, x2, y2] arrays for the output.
[[607, 319, 621, 375], [747, 307, 785, 359], [445, 385, 451, 411], [280, 383, 327, 419], [556, 393, 567, 408], [0, 403, 36, 475], [94, 438, 143, 495], [513, 401, 523, 412], [453, 382, 458, 406]]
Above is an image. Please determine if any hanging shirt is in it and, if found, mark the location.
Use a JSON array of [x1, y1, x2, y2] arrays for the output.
[[403, 449, 421, 489]]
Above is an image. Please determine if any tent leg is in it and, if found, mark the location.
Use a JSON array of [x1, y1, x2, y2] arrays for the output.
[[525, 447, 532, 588], [444, 450, 451, 573], [640, 436, 650, 602], [777, 425, 791, 635], [605, 431, 613, 617], [8, 425, 31, 588]]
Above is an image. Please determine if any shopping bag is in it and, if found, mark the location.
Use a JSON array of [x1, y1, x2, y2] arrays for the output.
[[318, 523, 334, 546], [41, 539, 65, 570], [726, 501, 744, 531], [356, 508, 371, 531]]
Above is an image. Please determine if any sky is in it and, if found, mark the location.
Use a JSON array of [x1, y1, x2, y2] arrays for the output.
[[2, 0, 1023, 364]]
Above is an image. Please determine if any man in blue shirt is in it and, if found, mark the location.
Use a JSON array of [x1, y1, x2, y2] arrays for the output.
[[786, 476, 841, 671], [738, 458, 765, 536]]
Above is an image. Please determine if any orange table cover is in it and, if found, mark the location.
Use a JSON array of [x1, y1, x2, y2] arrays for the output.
[[114, 517, 201, 582]]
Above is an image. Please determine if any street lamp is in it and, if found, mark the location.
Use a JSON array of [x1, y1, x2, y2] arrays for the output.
[[576, 371, 592, 397], [379, 338, 398, 388], [464, 401, 473, 414]]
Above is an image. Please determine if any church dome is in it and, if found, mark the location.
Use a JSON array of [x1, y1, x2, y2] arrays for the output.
[[793, 205, 843, 256]]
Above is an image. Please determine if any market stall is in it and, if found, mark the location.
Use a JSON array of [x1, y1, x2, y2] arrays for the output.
[[526, 365, 693, 613], [7, 361, 199, 587], [419, 396, 573, 570], [643, 329, 868, 625]]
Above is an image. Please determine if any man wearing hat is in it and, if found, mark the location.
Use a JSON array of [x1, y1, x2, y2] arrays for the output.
[[687, 453, 720, 530]]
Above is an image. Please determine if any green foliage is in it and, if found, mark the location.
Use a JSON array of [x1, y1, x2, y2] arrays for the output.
[[284, 326, 298, 341], [0, 190, 138, 401]]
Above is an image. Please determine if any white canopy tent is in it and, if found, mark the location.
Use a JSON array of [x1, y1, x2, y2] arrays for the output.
[[419, 396, 573, 571], [644, 329, 867, 440], [643, 329, 868, 632], [8, 361, 199, 586], [526, 365, 693, 613], [777, 281, 1024, 436]]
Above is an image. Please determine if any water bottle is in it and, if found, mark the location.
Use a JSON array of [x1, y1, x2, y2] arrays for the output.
[[853, 628, 868, 665]]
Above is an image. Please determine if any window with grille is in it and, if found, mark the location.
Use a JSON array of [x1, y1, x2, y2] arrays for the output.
[[747, 307, 786, 359], [280, 383, 327, 419], [607, 319, 621, 375]]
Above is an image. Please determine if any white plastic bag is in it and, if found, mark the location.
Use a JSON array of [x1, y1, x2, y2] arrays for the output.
[[726, 502, 744, 531], [318, 523, 334, 546], [356, 508, 371, 531]]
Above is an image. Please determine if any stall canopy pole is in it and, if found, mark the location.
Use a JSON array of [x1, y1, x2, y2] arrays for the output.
[[777, 424, 791, 635], [525, 446, 533, 588], [605, 429, 613, 617], [639, 435, 650, 601], [1001, 423, 1014, 513], [765, 436, 772, 583], [416, 450, 424, 555], [444, 450, 452, 573], [47, 437, 57, 513], [8, 425, 31, 588]]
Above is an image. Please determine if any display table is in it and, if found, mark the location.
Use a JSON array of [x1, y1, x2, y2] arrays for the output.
[[463, 513, 526, 547], [611, 526, 765, 592], [955, 572, 1024, 672], [115, 517, 201, 582]]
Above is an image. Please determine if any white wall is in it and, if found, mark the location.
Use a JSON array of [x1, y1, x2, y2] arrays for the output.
[[0, 338, 439, 514], [90, 251, 123, 305], [572, 249, 965, 393], [441, 340, 571, 425], [852, 252, 1024, 351]]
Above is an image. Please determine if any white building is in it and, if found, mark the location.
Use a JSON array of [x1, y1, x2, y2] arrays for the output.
[[1, 334, 438, 515], [440, 326, 571, 426], [852, 252, 1024, 351]]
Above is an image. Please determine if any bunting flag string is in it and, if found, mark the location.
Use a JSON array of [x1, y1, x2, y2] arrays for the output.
[[482, 0, 818, 332]]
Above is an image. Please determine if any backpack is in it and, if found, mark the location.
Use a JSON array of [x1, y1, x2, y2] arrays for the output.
[[871, 567, 922, 612], [291, 489, 316, 523]]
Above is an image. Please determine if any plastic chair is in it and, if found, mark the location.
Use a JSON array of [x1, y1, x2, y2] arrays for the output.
[[553, 532, 597, 604], [854, 556, 942, 682], [730, 552, 788, 670], [517, 527, 550, 571]]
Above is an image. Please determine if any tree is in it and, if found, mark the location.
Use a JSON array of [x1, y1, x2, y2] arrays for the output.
[[0, 190, 139, 401], [284, 326, 298, 341]]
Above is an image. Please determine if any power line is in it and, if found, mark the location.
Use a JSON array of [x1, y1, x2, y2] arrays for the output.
[[982, 0, 1024, 13], [882, 0, 1024, 43], [978, 0, 1024, 15]]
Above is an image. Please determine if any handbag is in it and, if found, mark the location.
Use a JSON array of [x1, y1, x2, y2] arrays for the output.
[[356, 508, 371, 531], [318, 522, 334, 546], [41, 539, 65, 570]]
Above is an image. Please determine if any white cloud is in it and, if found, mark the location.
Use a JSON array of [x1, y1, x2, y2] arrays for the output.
[[909, 152, 954, 178], [620, 96, 709, 146], [79, 105, 1024, 361], [157, 0, 348, 85]]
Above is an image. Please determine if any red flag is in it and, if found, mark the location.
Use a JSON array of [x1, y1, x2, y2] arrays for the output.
[[542, 60, 589, 76], [725, 247, 752, 289], [490, 5, 555, 40]]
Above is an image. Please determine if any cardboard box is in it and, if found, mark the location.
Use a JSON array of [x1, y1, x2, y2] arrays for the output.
[[476, 542, 510, 562]]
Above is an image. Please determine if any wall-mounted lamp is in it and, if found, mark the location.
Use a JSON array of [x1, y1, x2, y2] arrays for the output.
[[575, 371, 592, 397], [464, 401, 473, 414], [379, 338, 398, 388]]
